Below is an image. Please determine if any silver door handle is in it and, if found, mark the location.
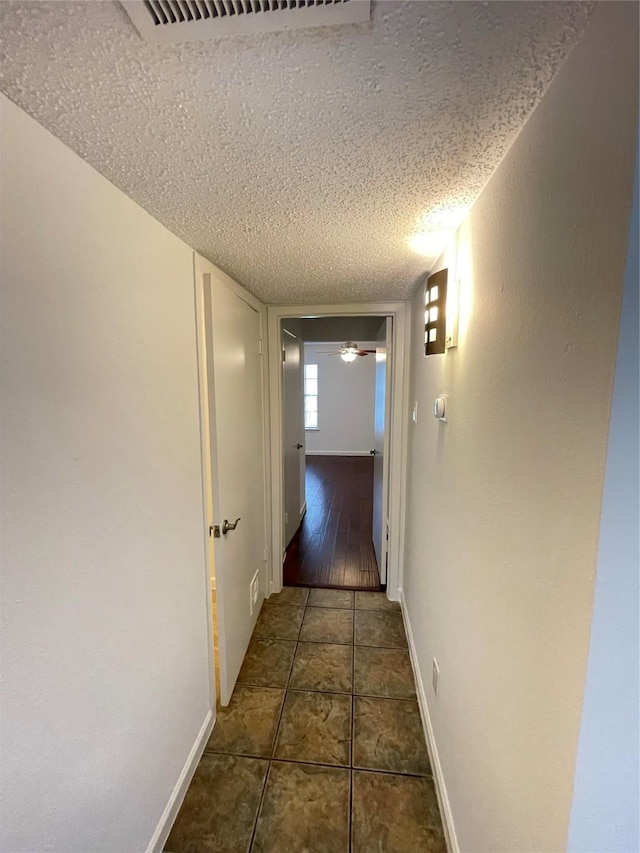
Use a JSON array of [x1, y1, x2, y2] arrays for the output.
[[222, 517, 241, 535], [295, 443, 303, 449]]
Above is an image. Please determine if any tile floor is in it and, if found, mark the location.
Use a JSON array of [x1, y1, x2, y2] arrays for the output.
[[165, 587, 447, 853]]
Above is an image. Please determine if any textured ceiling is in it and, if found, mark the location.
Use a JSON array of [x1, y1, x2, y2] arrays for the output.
[[0, 1, 592, 304]]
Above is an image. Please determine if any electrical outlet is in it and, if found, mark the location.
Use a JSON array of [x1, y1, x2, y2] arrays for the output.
[[249, 570, 260, 615], [432, 658, 440, 696], [412, 401, 418, 423]]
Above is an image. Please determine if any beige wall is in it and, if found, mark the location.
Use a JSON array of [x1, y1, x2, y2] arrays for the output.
[[402, 4, 638, 852], [0, 95, 212, 851]]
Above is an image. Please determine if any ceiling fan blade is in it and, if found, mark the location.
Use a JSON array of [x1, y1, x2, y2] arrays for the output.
[[356, 349, 376, 356]]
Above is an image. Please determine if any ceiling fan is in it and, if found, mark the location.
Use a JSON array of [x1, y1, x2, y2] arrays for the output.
[[318, 341, 376, 362]]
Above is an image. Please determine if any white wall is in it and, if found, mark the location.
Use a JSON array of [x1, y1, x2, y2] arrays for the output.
[[568, 138, 639, 853], [401, 5, 638, 852], [0, 96, 212, 851], [304, 342, 377, 455]]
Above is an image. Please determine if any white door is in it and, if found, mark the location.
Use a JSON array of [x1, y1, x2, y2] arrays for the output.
[[201, 268, 265, 706], [282, 328, 305, 548], [372, 318, 392, 585]]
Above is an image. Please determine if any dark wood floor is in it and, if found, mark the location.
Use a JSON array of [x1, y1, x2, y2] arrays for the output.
[[283, 456, 381, 590]]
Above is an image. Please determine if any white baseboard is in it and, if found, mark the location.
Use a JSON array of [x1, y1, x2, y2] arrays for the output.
[[147, 708, 215, 853], [299, 501, 307, 521], [399, 590, 459, 853], [305, 450, 371, 456]]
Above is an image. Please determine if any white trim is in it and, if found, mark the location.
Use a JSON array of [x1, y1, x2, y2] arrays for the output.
[[399, 589, 459, 853], [146, 709, 215, 853], [258, 303, 272, 602], [299, 501, 307, 521], [267, 301, 410, 602], [306, 450, 372, 456], [198, 259, 264, 314], [192, 255, 217, 711]]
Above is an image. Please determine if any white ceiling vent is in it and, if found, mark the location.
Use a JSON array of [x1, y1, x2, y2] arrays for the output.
[[121, 0, 371, 43]]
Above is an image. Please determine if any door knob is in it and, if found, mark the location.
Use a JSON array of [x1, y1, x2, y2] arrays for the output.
[[222, 517, 241, 535], [295, 443, 303, 449]]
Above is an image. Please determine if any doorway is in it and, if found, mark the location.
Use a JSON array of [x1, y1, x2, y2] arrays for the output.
[[269, 306, 408, 600], [281, 318, 388, 590]]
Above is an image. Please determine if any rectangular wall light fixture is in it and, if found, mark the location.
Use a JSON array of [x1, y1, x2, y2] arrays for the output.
[[424, 268, 448, 356]]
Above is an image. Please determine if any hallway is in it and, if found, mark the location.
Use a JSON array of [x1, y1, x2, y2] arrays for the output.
[[2, 3, 638, 850], [166, 588, 445, 852], [283, 457, 381, 590]]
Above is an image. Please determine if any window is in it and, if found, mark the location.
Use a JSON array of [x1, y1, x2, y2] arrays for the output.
[[304, 363, 318, 429]]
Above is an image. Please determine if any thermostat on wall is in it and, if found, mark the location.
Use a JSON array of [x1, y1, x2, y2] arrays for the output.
[[434, 396, 446, 421]]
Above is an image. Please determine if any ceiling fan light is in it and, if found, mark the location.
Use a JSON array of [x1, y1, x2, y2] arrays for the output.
[[340, 351, 358, 363]]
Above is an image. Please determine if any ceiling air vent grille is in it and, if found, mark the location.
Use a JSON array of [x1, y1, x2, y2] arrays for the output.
[[121, 0, 371, 42]]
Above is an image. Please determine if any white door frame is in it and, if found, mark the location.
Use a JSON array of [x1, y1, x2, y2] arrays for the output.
[[267, 301, 411, 601], [373, 317, 393, 585], [193, 253, 271, 709]]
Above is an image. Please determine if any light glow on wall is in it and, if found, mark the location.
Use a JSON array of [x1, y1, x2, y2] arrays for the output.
[[454, 220, 474, 343], [408, 229, 452, 258]]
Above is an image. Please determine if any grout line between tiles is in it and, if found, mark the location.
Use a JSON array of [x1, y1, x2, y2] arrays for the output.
[[238, 685, 417, 702], [279, 598, 400, 613], [263, 755, 433, 781], [271, 596, 307, 757], [264, 755, 352, 771], [353, 607, 402, 613], [252, 633, 407, 650], [201, 749, 434, 782], [351, 691, 418, 702], [349, 764, 436, 781], [247, 592, 307, 852], [247, 759, 272, 853]]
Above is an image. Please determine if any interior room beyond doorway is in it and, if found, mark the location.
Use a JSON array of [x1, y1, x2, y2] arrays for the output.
[[280, 316, 391, 592]]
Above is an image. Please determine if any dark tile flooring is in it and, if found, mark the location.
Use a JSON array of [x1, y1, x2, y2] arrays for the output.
[[165, 587, 446, 853]]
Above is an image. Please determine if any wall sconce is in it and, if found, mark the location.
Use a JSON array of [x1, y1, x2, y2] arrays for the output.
[[424, 268, 460, 354], [424, 269, 448, 356]]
